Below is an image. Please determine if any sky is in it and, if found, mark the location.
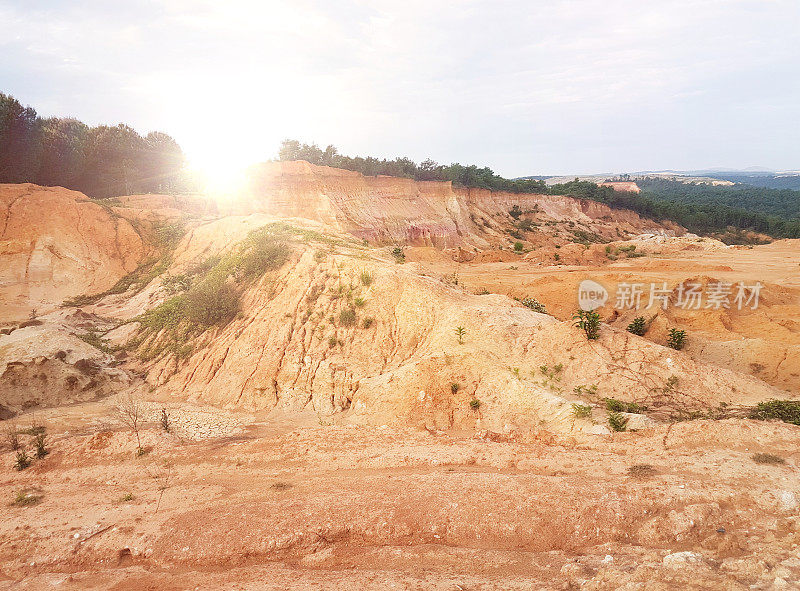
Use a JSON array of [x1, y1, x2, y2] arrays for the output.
[[1, 0, 798, 177]]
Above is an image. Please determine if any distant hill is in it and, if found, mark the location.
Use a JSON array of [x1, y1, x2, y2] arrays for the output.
[[696, 173, 800, 191], [521, 169, 800, 191]]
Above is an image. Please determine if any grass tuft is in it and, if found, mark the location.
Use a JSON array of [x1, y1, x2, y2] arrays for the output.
[[571, 403, 592, 419], [13, 489, 42, 506]]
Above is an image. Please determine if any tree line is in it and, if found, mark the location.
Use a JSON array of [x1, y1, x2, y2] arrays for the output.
[[636, 177, 800, 220], [598, 179, 800, 240], [278, 139, 549, 193], [0, 92, 187, 198]]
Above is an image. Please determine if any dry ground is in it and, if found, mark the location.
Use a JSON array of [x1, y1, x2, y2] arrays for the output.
[[2, 403, 800, 590]]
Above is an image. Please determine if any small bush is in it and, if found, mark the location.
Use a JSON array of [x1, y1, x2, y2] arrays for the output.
[[160, 408, 171, 433], [749, 400, 800, 425], [509, 205, 522, 219], [391, 247, 405, 263], [185, 279, 240, 326], [627, 464, 657, 478], [571, 403, 592, 419], [607, 411, 628, 432], [517, 218, 536, 232], [514, 241, 524, 252], [605, 398, 626, 412], [752, 452, 786, 465], [362, 317, 374, 329], [162, 273, 193, 294], [604, 398, 641, 413], [455, 326, 466, 344], [574, 384, 598, 397], [359, 270, 374, 286], [667, 328, 687, 350], [573, 309, 601, 340], [120, 492, 135, 502], [14, 450, 31, 471], [18, 425, 45, 437], [13, 490, 42, 506], [521, 297, 547, 314], [328, 335, 338, 348], [154, 222, 186, 248], [354, 297, 366, 308], [34, 433, 48, 459], [627, 316, 647, 336], [78, 330, 115, 354], [451, 382, 461, 394], [236, 234, 290, 280], [339, 308, 357, 327], [469, 398, 481, 410], [7, 429, 19, 451]]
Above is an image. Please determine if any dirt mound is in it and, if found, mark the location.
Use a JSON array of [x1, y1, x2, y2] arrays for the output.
[[0, 310, 133, 415]]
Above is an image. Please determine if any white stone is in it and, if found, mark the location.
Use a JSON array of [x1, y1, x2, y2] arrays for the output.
[[587, 424, 611, 436], [779, 490, 799, 512], [663, 551, 704, 569]]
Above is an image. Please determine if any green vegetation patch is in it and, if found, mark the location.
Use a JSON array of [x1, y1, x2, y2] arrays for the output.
[[132, 226, 292, 361], [749, 400, 800, 426]]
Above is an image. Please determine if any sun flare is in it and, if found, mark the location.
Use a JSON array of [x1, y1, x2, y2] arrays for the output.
[[190, 155, 249, 197]]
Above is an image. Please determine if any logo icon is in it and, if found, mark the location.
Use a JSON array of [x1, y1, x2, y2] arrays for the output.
[[578, 279, 608, 311]]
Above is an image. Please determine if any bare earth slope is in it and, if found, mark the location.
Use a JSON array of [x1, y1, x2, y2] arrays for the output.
[[134, 219, 784, 440]]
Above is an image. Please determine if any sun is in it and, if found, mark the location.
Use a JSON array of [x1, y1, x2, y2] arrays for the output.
[[188, 152, 250, 198]]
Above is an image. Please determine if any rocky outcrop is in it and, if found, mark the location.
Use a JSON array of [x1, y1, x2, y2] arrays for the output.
[[0, 184, 147, 321]]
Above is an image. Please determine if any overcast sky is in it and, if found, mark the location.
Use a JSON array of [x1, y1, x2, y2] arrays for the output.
[[1, 0, 798, 176]]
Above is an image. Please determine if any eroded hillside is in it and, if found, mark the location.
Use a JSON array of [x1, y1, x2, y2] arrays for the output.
[[0, 185, 785, 433], [1, 163, 799, 589]]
